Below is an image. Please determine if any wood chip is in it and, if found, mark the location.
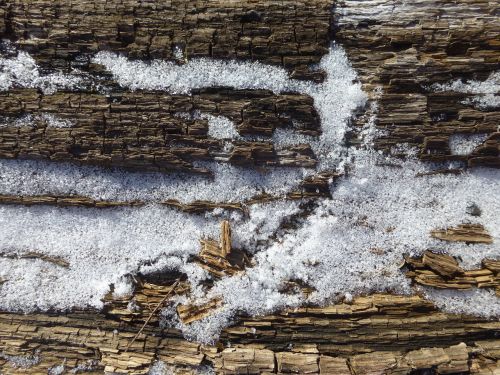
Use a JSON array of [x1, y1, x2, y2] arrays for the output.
[[431, 223, 493, 244], [405, 252, 499, 290], [177, 298, 223, 324], [422, 251, 463, 277]]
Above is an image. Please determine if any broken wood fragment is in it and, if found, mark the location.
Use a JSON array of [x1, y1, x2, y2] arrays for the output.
[[177, 298, 223, 324], [196, 221, 250, 278], [422, 250, 463, 277], [405, 251, 500, 290], [431, 223, 493, 244], [0, 251, 70, 268], [220, 220, 231, 257], [483, 258, 500, 273], [125, 279, 181, 352]]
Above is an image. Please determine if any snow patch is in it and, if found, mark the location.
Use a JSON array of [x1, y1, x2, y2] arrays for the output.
[[421, 287, 500, 319], [0, 46, 83, 94], [0, 113, 74, 128], [449, 133, 488, 156], [92, 51, 305, 95], [0, 351, 41, 369], [432, 72, 500, 95], [174, 149, 500, 342], [205, 114, 240, 140], [432, 72, 500, 110]]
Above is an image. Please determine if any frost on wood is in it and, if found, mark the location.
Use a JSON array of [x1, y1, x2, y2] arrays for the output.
[[432, 71, 500, 110], [449, 133, 489, 156], [0, 113, 74, 128], [0, 46, 83, 94], [0, 40, 499, 344]]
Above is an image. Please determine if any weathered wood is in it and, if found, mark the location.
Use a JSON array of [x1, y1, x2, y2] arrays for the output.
[[177, 298, 223, 325], [1, 289, 499, 374], [431, 224, 493, 244], [406, 251, 500, 290], [3, 0, 332, 81], [0, 90, 320, 173], [336, 0, 500, 167], [0, 0, 499, 373]]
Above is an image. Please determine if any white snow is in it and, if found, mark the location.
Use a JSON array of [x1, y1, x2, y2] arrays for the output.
[[449, 133, 488, 155], [173, 149, 500, 342], [0, 351, 40, 369], [0, 159, 307, 203], [0, 113, 73, 128], [432, 72, 500, 95], [148, 361, 175, 375], [48, 363, 65, 375], [462, 94, 500, 110], [0, 45, 83, 94], [421, 287, 500, 319], [204, 114, 240, 140], [432, 72, 500, 110], [0, 40, 498, 344], [0, 205, 218, 311], [92, 51, 307, 95], [147, 361, 214, 375], [175, 111, 241, 140]]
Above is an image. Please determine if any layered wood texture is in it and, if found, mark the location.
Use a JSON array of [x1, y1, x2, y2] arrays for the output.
[[336, 0, 500, 167], [0, 0, 499, 374]]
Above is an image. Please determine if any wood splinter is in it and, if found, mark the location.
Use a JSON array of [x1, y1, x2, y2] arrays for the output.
[[405, 251, 500, 290], [196, 220, 250, 278], [431, 223, 493, 244], [125, 278, 180, 352], [177, 298, 223, 324]]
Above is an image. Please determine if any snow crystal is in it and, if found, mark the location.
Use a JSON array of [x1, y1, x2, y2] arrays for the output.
[[0, 351, 40, 369], [432, 72, 500, 95], [48, 364, 65, 375], [204, 114, 240, 140], [148, 361, 214, 375], [175, 111, 240, 140], [92, 51, 305, 95], [432, 71, 500, 110], [0, 113, 73, 128], [0, 205, 219, 311], [172, 46, 184, 61], [176, 149, 500, 342], [0, 47, 83, 94], [148, 361, 175, 375], [449, 133, 488, 156], [421, 288, 500, 319], [70, 360, 99, 373], [462, 94, 500, 110], [0, 159, 307, 204]]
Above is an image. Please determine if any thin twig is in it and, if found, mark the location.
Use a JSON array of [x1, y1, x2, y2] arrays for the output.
[[125, 278, 181, 352]]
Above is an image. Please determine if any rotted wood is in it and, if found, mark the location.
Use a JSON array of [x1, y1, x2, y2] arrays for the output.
[[336, 0, 500, 167], [431, 224, 493, 244], [177, 298, 224, 325], [405, 251, 500, 291], [0, 90, 320, 173], [195, 220, 251, 280], [0, 0, 499, 374], [2, 0, 332, 81], [1, 287, 499, 374]]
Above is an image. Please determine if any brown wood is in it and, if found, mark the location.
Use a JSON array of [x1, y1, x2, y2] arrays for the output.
[[0, 0, 499, 373]]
